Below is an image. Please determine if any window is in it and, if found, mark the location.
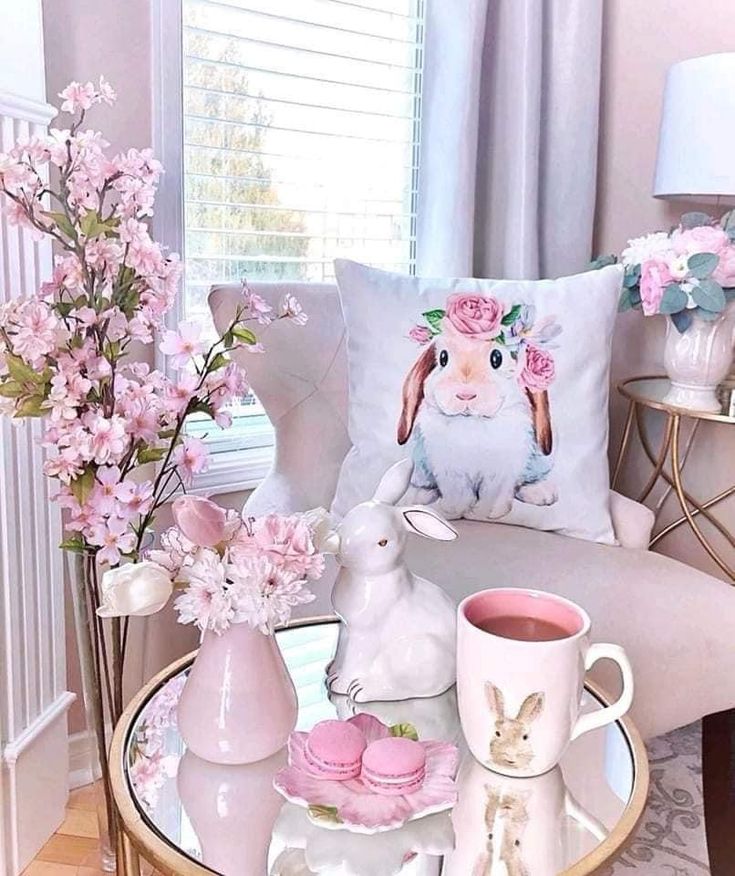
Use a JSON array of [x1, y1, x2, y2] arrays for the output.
[[154, 0, 426, 490]]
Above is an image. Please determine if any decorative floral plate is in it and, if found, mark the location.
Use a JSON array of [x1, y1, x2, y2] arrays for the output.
[[273, 714, 459, 834]]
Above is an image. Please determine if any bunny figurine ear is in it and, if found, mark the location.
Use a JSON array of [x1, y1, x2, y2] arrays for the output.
[[372, 458, 414, 505], [402, 506, 458, 541]]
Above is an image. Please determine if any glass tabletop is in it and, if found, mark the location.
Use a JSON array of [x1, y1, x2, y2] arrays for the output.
[[122, 622, 644, 876], [619, 375, 735, 423]]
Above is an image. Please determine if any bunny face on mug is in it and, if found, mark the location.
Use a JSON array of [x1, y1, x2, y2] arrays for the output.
[[487, 683, 545, 771], [397, 311, 560, 521]]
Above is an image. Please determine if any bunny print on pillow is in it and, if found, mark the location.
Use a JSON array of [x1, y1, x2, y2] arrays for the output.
[[398, 295, 561, 521], [332, 259, 623, 544]]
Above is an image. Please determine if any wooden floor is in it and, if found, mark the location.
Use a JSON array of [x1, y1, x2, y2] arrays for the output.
[[23, 784, 162, 876]]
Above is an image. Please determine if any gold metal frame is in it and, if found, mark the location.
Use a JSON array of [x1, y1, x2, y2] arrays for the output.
[[110, 618, 649, 876], [616, 376, 735, 581]]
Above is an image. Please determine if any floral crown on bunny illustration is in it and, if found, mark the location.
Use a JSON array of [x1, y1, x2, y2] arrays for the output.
[[407, 293, 562, 393]]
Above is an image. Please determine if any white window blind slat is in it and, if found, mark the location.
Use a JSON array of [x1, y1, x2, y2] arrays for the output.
[[180, 0, 425, 453]]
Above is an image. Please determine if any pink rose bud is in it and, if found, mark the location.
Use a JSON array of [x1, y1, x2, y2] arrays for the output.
[[172, 495, 227, 547], [408, 325, 433, 345], [446, 293, 504, 340]]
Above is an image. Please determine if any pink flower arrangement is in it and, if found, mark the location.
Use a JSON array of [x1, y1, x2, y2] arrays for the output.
[[596, 211, 735, 333], [408, 296, 561, 392], [0, 78, 306, 565], [152, 496, 327, 635]]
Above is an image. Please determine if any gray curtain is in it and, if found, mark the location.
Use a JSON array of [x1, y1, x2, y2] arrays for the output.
[[417, 0, 603, 281]]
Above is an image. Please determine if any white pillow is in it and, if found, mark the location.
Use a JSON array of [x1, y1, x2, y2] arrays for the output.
[[332, 259, 624, 544]]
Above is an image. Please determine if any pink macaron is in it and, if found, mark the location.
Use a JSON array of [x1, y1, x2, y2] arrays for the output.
[[360, 737, 427, 796], [303, 720, 367, 780]]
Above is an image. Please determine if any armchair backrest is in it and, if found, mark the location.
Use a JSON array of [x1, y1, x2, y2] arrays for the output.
[[209, 282, 349, 514]]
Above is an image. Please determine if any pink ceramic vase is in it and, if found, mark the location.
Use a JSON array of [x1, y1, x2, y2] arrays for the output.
[[177, 622, 298, 764]]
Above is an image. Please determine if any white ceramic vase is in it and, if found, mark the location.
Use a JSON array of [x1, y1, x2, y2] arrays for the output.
[[663, 304, 735, 412], [177, 622, 298, 765]]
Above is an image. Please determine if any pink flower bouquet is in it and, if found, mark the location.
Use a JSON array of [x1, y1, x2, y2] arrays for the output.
[[593, 211, 735, 333], [153, 495, 327, 635]]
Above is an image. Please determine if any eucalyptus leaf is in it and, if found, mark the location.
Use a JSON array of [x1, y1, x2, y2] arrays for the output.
[[623, 264, 641, 289], [629, 286, 642, 307], [725, 288, 735, 302], [590, 254, 617, 270], [618, 287, 633, 312], [659, 283, 688, 314], [694, 306, 721, 321], [688, 252, 719, 280], [670, 310, 693, 334], [680, 211, 715, 229], [721, 209, 735, 231], [692, 278, 726, 312]]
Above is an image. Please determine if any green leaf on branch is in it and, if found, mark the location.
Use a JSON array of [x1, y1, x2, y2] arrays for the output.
[[42, 210, 76, 239], [157, 428, 177, 440], [14, 396, 46, 417], [79, 210, 102, 239], [70, 469, 95, 504], [692, 278, 726, 312], [659, 283, 688, 314], [59, 535, 86, 554], [208, 353, 230, 371], [0, 381, 25, 398], [422, 309, 446, 333], [138, 446, 167, 464], [190, 400, 215, 418], [671, 310, 693, 333], [501, 304, 522, 326], [5, 354, 44, 384], [688, 252, 719, 280], [232, 325, 257, 344], [389, 722, 419, 741]]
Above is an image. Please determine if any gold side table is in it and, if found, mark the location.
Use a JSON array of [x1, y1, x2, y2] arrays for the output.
[[613, 375, 735, 581]]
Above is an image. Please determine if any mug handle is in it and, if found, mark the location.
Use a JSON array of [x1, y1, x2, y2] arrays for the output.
[[570, 643, 634, 741]]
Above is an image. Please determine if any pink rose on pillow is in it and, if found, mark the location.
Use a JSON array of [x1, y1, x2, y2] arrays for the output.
[[519, 344, 555, 391], [671, 225, 728, 256], [446, 293, 503, 340], [713, 243, 735, 288], [639, 259, 673, 316]]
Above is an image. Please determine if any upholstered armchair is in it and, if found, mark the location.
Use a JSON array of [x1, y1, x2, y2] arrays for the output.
[[210, 281, 735, 866]]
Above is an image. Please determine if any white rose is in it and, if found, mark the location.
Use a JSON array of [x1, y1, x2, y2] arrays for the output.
[[97, 561, 173, 618]]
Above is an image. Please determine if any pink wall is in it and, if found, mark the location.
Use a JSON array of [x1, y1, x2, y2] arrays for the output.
[[597, 0, 735, 580]]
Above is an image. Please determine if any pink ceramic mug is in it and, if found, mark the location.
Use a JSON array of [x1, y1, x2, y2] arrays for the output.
[[457, 588, 634, 777]]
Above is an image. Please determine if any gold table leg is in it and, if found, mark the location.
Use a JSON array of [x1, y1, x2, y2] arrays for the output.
[[670, 414, 735, 581], [612, 398, 636, 490]]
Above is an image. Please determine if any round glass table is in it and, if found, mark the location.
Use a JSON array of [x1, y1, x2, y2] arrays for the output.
[[111, 619, 648, 876]]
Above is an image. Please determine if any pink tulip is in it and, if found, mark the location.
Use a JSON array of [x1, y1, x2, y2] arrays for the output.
[[172, 495, 227, 548]]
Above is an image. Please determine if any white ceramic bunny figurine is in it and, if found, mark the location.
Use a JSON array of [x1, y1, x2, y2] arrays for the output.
[[325, 459, 458, 702]]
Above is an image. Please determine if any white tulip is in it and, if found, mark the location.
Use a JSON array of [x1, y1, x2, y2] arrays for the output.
[[96, 561, 173, 618]]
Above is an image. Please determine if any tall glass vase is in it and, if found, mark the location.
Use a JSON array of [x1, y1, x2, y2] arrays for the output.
[[66, 552, 119, 873]]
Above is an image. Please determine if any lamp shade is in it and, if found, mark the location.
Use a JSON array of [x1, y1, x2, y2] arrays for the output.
[[654, 53, 735, 199]]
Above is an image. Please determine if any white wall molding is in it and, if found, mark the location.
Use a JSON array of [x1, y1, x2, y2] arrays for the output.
[[0, 9, 73, 872], [0, 92, 55, 126]]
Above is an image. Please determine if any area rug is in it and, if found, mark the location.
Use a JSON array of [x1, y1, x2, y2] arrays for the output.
[[603, 721, 709, 875]]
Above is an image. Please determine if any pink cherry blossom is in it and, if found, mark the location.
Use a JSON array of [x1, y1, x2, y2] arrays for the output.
[[163, 371, 199, 416], [124, 399, 160, 444], [159, 321, 205, 369], [88, 516, 136, 566], [173, 437, 209, 486], [245, 291, 273, 325], [172, 495, 227, 548], [58, 81, 97, 114], [84, 413, 128, 465], [280, 293, 307, 326], [117, 481, 154, 519]]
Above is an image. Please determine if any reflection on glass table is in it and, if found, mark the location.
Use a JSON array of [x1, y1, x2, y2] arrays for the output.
[[121, 622, 647, 875]]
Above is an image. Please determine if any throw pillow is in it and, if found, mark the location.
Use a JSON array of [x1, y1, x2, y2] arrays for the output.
[[331, 259, 624, 544]]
